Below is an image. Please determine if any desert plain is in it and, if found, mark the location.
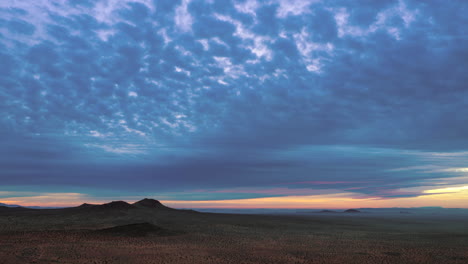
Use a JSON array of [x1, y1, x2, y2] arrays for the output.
[[0, 199, 467, 264]]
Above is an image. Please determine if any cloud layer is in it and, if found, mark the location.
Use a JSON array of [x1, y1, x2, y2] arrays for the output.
[[1, 0, 468, 205]]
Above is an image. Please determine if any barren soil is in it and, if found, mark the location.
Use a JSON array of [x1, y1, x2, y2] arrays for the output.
[[0, 202, 467, 264]]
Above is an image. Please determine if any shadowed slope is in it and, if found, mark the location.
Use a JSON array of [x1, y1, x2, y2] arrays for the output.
[[95, 222, 176, 237]]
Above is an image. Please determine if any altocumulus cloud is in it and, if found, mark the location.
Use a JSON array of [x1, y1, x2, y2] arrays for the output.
[[1, 0, 468, 203]]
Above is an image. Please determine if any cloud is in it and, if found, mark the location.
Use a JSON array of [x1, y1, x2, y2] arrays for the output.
[[331, 0, 417, 40], [1, 0, 468, 205], [275, 0, 318, 18], [175, 0, 193, 32]]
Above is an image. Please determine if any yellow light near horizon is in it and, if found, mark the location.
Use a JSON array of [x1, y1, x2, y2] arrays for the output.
[[162, 187, 468, 209], [450, 168, 468, 172], [2, 186, 468, 209], [424, 185, 468, 194], [0, 200, 21, 204]]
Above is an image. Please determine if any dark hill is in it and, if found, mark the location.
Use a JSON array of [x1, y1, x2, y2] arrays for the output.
[[344, 209, 361, 213], [0, 205, 31, 212], [71, 199, 180, 212], [99, 201, 134, 210], [133, 198, 173, 210], [319, 210, 337, 213], [72, 201, 135, 211], [96, 222, 176, 237], [77, 203, 96, 208]]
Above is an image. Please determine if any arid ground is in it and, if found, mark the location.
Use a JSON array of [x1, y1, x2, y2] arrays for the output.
[[1, 200, 467, 264]]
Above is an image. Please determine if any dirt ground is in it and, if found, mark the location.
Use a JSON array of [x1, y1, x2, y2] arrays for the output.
[[0, 205, 467, 264]]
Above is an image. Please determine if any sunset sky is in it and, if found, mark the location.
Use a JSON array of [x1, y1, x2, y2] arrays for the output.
[[1, 0, 468, 208]]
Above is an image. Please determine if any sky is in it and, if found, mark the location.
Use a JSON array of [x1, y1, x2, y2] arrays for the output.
[[1, 0, 468, 208]]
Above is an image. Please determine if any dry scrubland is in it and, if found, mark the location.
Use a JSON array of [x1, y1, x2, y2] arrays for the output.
[[0, 201, 467, 264]]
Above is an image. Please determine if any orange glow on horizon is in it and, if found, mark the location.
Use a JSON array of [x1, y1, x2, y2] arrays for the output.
[[2, 187, 468, 209]]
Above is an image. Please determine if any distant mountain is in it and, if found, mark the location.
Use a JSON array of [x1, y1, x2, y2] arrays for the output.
[[355, 207, 468, 215], [344, 209, 361, 213], [77, 203, 96, 208], [99, 201, 135, 210], [134, 198, 175, 210], [0, 198, 180, 212], [0, 202, 21, 208], [0, 202, 62, 209], [0, 205, 30, 212], [74, 201, 136, 211], [28, 206, 63, 209], [71, 199, 179, 212], [2, 199, 177, 212]]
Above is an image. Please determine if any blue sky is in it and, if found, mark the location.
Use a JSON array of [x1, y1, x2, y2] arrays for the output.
[[1, 0, 468, 207]]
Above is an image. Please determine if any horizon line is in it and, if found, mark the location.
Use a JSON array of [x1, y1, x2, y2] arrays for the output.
[[2, 200, 468, 210]]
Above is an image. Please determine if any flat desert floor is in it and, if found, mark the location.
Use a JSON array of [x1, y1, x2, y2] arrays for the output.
[[0, 202, 467, 264]]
